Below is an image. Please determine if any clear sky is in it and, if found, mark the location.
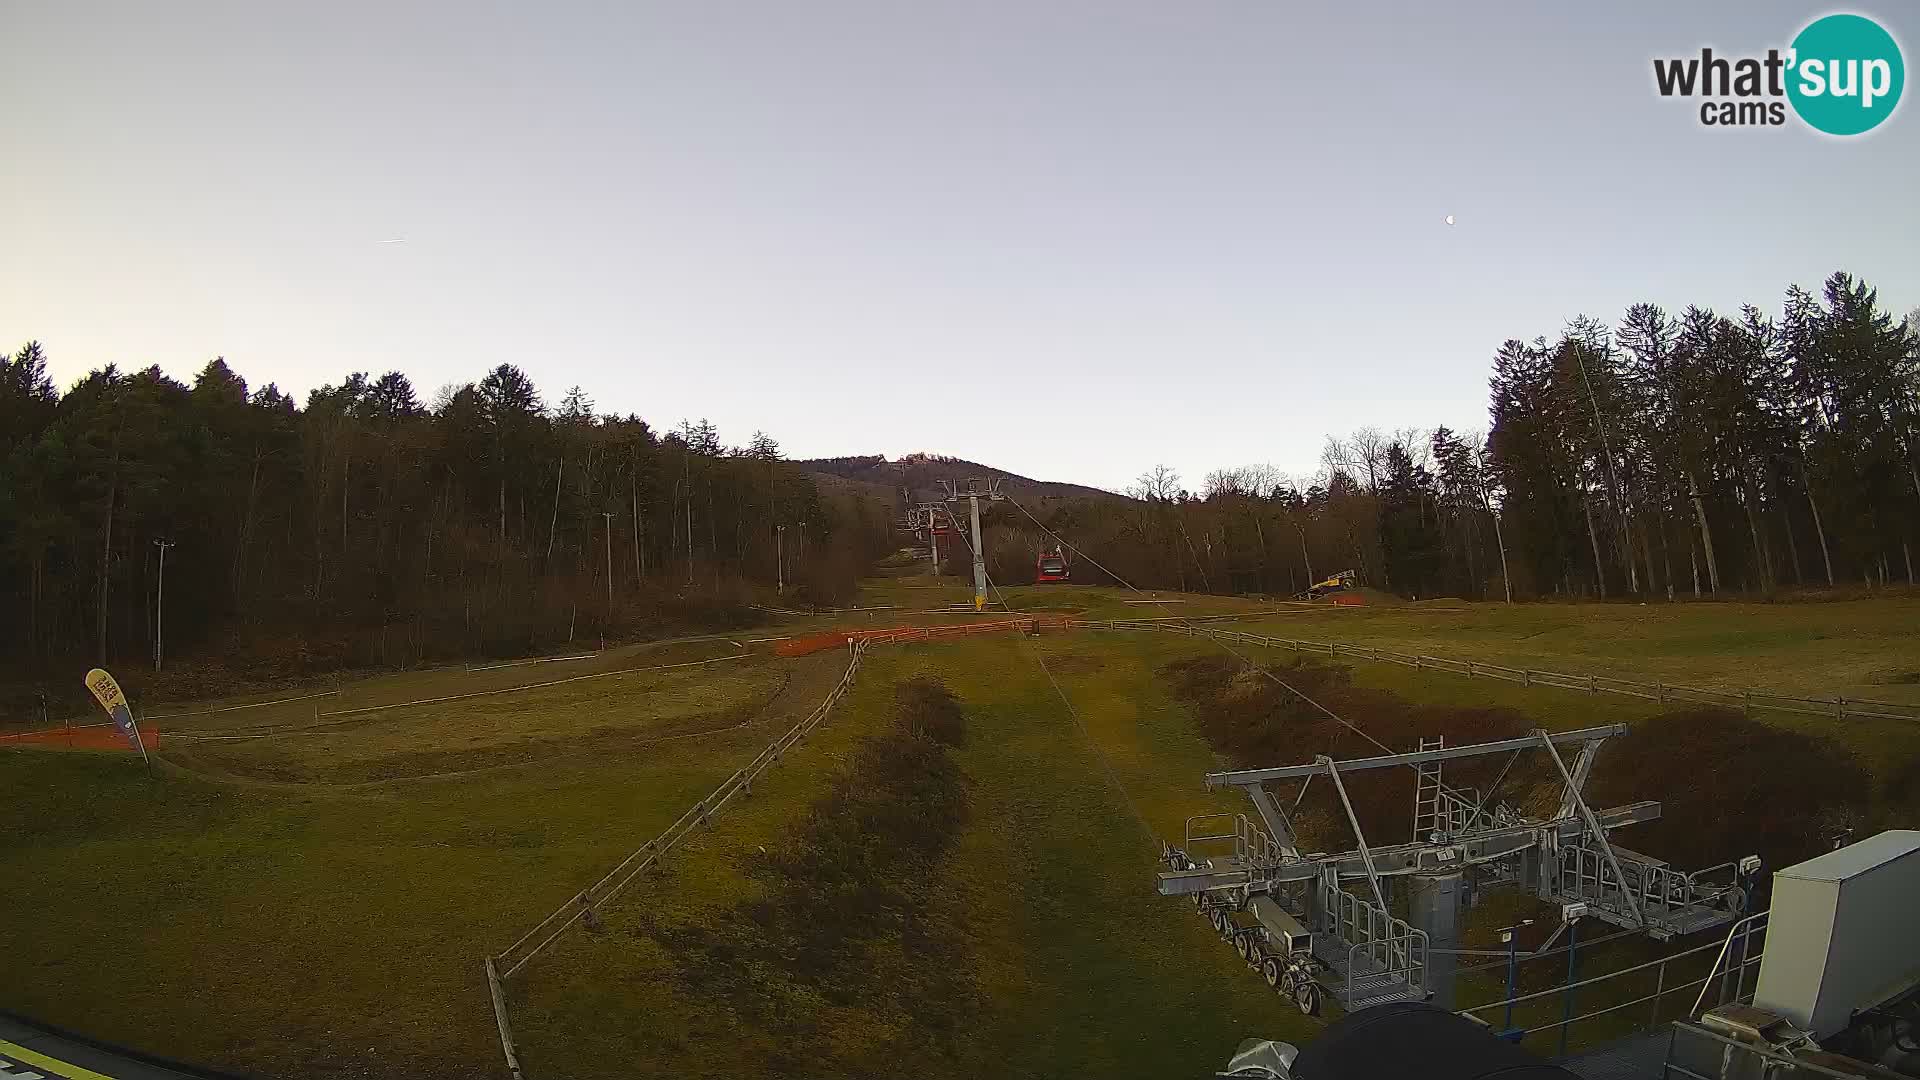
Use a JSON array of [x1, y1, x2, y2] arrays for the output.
[[4, 2, 1915, 492]]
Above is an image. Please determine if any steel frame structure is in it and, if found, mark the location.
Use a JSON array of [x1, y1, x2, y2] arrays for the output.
[[1161, 725, 1758, 1014]]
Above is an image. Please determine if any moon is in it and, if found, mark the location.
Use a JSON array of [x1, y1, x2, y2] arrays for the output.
[[1444, 215, 1456, 226]]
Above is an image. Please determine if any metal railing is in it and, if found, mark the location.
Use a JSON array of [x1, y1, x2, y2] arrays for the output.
[[1690, 911, 1769, 1019], [481, 639, 874, 1079], [1320, 875, 1427, 1004], [1458, 913, 1767, 1046], [1553, 837, 1743, 932], [1183, 813, 1290, 869], [1419, 785, 1481, 839], [1660, 1016, 1856, 1080], [1085, 621, 1920, 726]]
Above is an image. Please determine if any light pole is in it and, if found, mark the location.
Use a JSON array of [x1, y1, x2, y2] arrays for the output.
[[601, 511, 615, 622], [1559, 903, 1588, 1058], [1498, 918, 1534, 1038], [776, 525, 787, 595], [152, 538, 175, 672]]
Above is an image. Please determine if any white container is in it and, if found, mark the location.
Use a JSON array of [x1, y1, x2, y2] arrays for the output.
[[1752, 830, 1920, 1039]]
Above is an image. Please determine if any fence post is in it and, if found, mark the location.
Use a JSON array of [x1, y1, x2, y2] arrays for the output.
[[1467, 660, 1477, 679], [1523, 669, 1531, 688], [1743, 690, 1752, 718], [485, 957, 525, 1080], [1836, 695, 1845, 721], [1656, 681, 1665, 704], [1587, 675, 1597, 695]]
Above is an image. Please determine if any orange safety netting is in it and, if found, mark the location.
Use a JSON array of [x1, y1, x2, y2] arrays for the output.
[[0, 723, 161, 751], [774, 616, 1076, 656]]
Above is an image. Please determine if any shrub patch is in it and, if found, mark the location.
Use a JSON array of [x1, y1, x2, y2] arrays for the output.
[[667, 676, 981, 1078]]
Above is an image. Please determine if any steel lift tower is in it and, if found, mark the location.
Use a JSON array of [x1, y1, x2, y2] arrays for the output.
[[913, 502, 951, 573], [1159, 725, 1760, 1015], [941, 479, 1004, 610]]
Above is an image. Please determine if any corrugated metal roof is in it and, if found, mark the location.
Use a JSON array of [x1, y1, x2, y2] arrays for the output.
[[1776, 830, 1920, 883]]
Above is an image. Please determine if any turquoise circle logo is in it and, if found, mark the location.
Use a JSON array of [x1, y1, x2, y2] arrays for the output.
[[1787, 14, 1904, 135]]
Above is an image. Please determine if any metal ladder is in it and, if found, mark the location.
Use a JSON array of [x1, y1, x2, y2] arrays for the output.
[[1412, 736, 1446, 841]]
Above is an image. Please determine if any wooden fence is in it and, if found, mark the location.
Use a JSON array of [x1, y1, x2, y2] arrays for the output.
[[774, 616, 1075, 656], [483, 639, 870, 1077]]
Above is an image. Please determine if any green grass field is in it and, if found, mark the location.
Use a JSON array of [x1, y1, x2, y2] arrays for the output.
[[0, 646, 854, 1079], [1231, 593, 1920, 702], [510, 632, 1315, 1080], [3, 581, 1918, 1078]]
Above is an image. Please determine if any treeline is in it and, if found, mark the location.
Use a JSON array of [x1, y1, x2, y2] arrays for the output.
[[0, 353, 894, 701], [983, 272, 1919, 601]]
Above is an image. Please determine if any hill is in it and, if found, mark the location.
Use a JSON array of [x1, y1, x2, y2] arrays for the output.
[[797, 452, 1125, 509]]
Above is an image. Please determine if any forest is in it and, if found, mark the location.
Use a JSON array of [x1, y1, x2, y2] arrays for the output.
[[4, 270, 1914, 708], [961, 272, 1920, 602], [0, 357, 895, 710]]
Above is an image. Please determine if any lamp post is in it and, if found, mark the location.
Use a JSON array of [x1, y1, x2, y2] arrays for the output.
[[1498, 918, 1534, 1039], [776, 525, 787, 595], [601, 512, 615, 619], [1559, 903, 1588, 1058], [152, 538, 175, 672]]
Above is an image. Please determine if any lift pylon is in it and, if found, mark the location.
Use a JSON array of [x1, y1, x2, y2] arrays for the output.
[[906, 502, 953, 571], [941, 478, 1003, 610]]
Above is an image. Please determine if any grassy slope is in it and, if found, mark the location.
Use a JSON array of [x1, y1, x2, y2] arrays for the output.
[[0, 650, 849, 1079], [849, 574, 1280, 622], [1058, 624, 1905, 1055], [1227, 599, 1920, 779], [1235, 596, 1920, 701], [5, 585, 1919, 1078], [1128, 601, 1920, 1050], [938, 634, 1315, 1075], [167, 657, 781, 784], [511, 634, 1314, 1079], [1, 634, 763, 737]]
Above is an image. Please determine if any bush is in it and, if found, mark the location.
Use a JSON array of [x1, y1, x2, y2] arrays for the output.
[[1885, 756, 1920, 818], [1167, 654, 1874, 874], [896, 676, 966, 747], [1161, 654, 1540, 849], [668, 678, 980, 1077], [1589, 709, 1870, 873]]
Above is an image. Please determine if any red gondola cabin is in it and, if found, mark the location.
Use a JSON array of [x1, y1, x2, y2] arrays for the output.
[[1036, 549, 1069, 584]]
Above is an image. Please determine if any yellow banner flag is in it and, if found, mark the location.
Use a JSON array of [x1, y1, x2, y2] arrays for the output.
[[84, 668, 128, 713]]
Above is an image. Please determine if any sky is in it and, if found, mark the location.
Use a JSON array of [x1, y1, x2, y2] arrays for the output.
[[4, 2, 1917, 492]]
